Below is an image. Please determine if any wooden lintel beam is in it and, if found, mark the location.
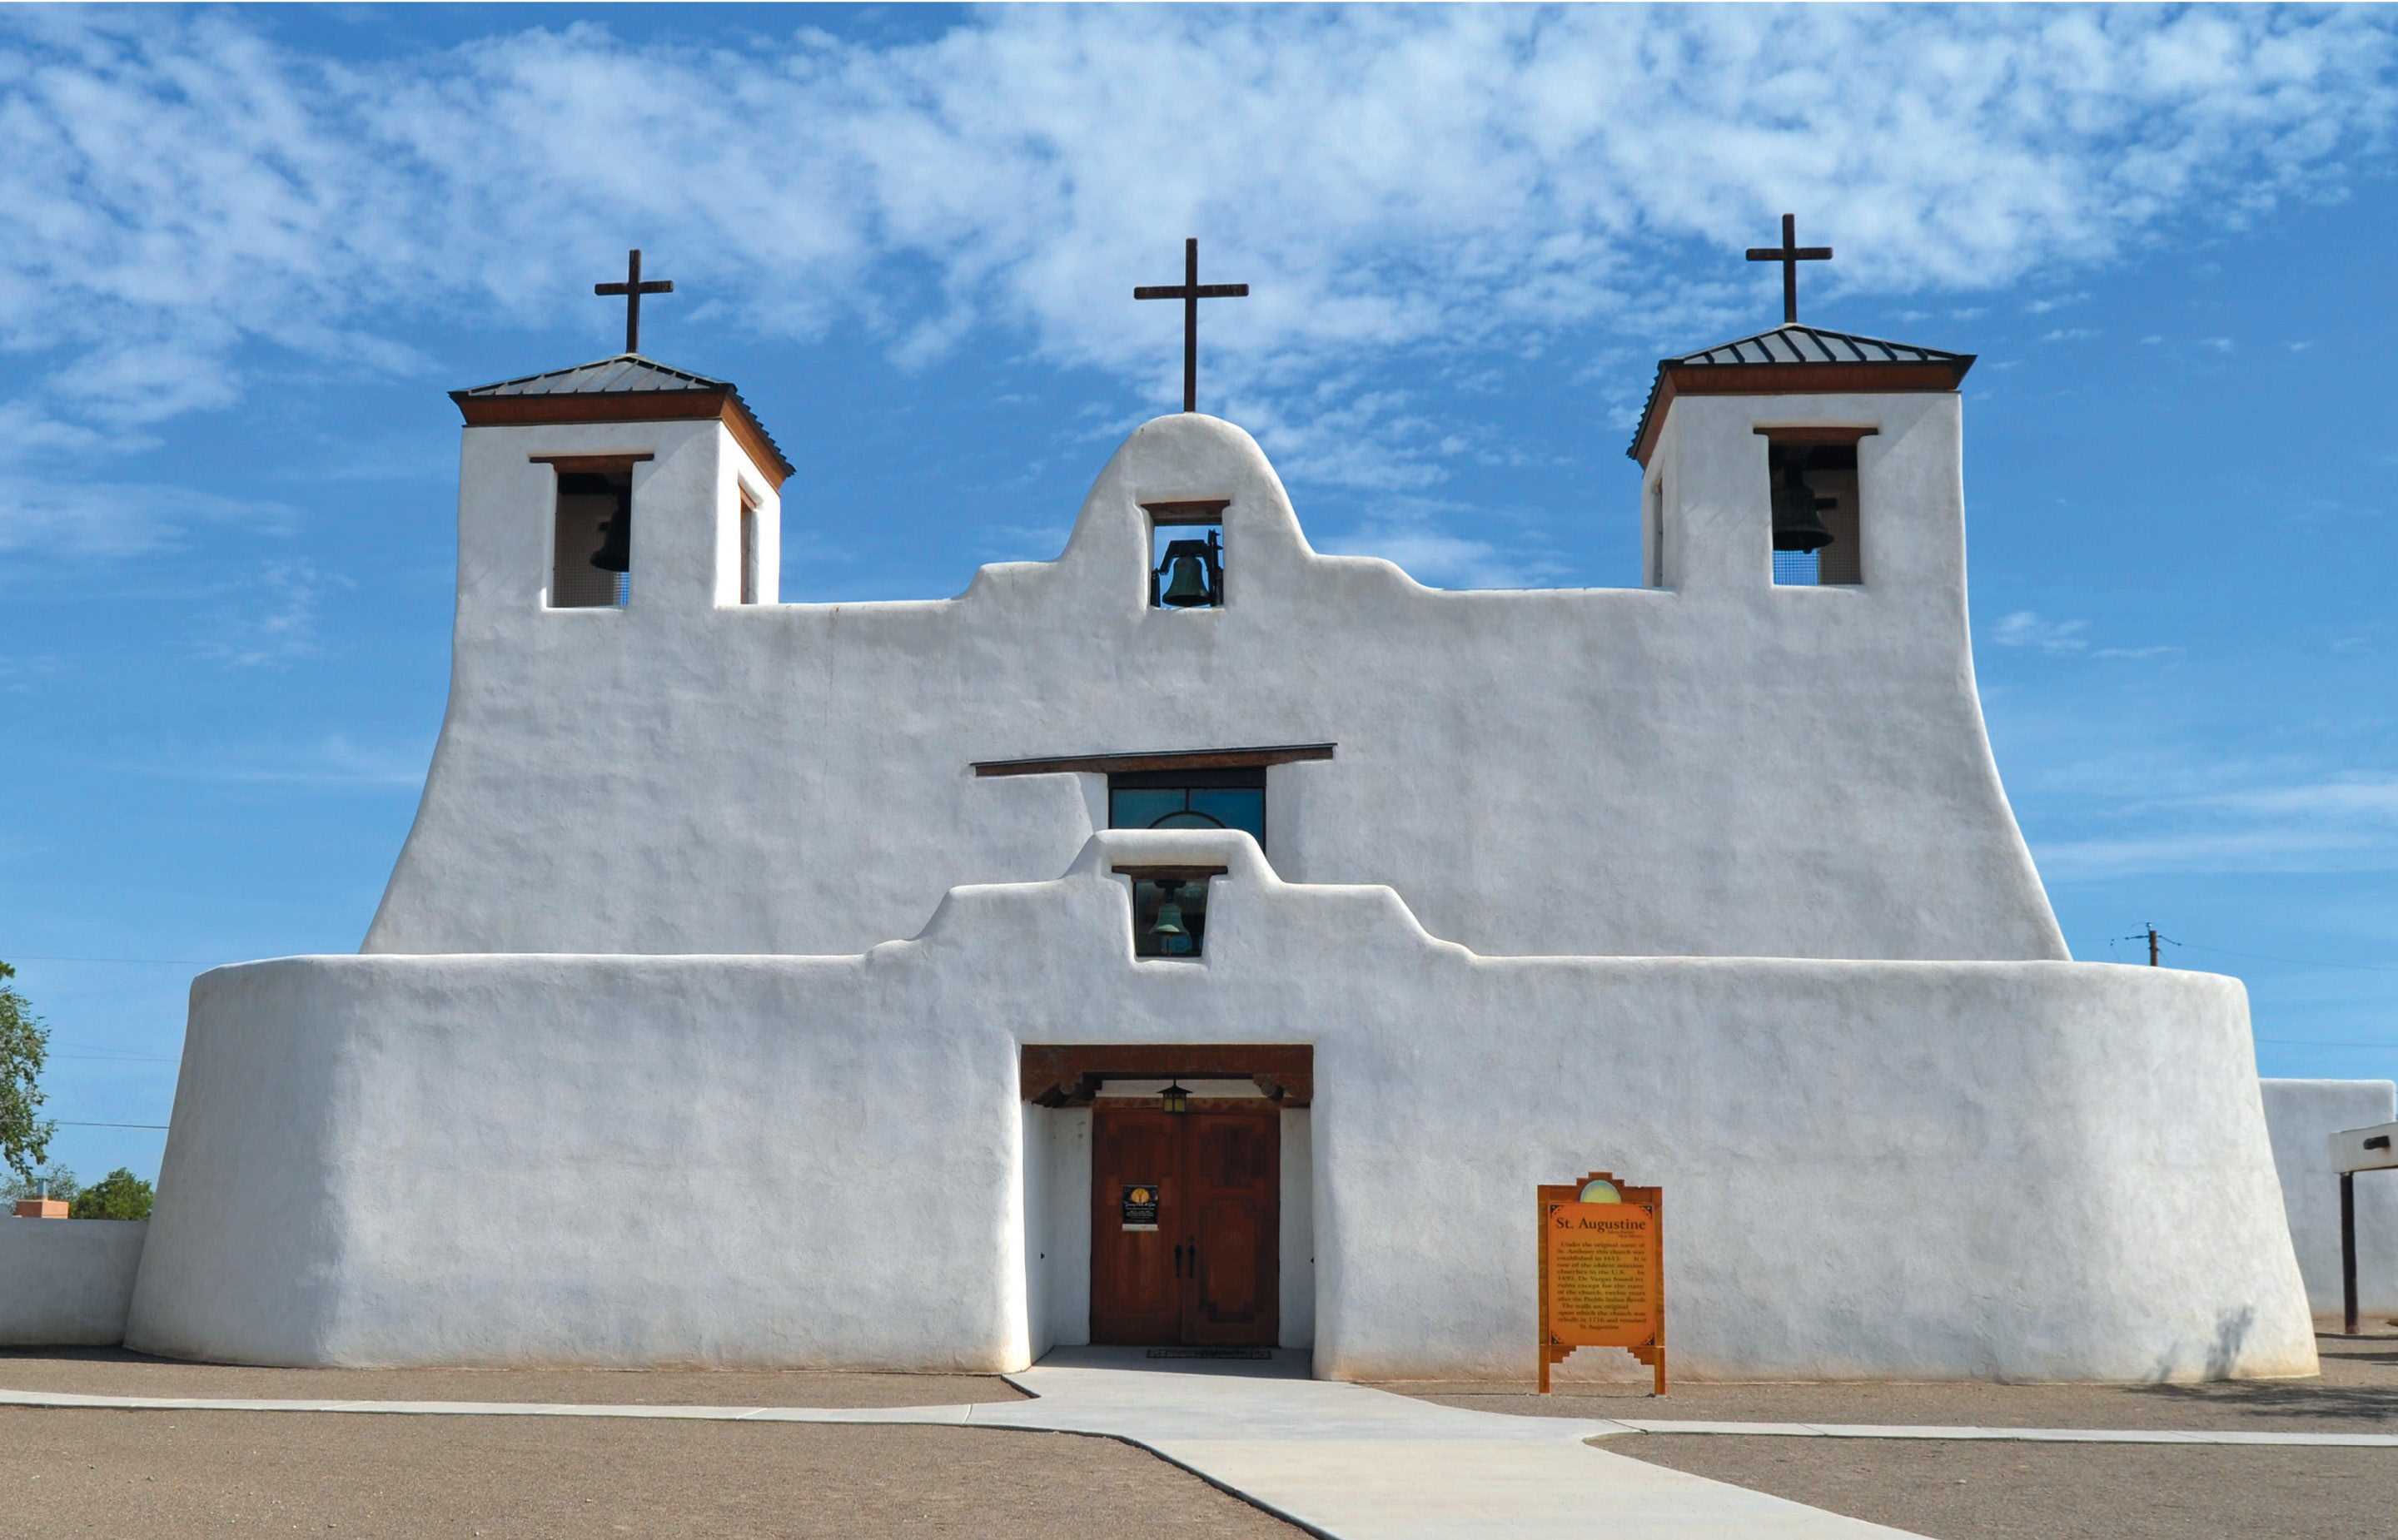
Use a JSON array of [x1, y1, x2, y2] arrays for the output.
[[974, 743, 1335, 778]]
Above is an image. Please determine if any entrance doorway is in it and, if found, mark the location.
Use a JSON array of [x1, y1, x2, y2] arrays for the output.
[[1091, 1107, 1279, 1346]]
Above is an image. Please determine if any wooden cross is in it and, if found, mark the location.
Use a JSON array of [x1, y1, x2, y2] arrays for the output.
[[1745, 214, 1832, 325], [1134, 237, 1250, 414], [595, 248, 674, 355]]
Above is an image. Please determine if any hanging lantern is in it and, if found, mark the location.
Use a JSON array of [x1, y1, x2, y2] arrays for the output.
[[1160, 1081, 1191, 1115], [1770, 458, 1833, 554]]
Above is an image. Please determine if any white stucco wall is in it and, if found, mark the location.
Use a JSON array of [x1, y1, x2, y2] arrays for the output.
[[136, 829, 2303, 1380], [0, 1219, 148, 1347], [2261, 1079, 2398, 1316], [366, 404, 2062, 965]]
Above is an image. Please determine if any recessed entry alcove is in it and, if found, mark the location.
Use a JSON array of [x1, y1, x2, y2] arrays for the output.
[[1021, 1045, 1313, 1353]]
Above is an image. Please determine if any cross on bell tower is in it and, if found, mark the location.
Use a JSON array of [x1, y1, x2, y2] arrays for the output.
[[595, 248, 675, 355], [1745, 214, 1832, 325], [1134, 238, 1250, 414]]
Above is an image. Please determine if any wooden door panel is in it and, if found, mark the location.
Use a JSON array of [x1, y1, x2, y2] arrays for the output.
[[1185, 1112, 1279, 1346], [1091, 1110, 1180, 1344]]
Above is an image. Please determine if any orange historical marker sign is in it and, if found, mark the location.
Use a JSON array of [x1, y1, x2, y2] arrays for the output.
[[1538, 1170, 1664, 1394]]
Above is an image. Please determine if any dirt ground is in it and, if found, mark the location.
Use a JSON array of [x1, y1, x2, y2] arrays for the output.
[[1385, 1334, 2398, 1540], [0, 1408, 1301, 1539], [0, 1347, 1025, 1408], [8, 1341, 2398, 1538]]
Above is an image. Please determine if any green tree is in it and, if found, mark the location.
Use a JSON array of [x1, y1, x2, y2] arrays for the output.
[[0, 961, 54, 1185], [69, 1167, 153, 1220], [2, 1165, 76, 1205]]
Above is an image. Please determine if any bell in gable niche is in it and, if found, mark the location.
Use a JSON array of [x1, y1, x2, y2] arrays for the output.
[[1770, 458, 1834, 554], [1159, 545, 1212, 606]]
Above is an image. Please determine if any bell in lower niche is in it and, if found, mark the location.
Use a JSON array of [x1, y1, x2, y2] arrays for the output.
[[1150, 880, 1193, 955], [1770, 457, 1834, 554]]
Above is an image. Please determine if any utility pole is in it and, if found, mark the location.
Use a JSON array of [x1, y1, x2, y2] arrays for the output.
[[2147, 925, 2160, 967]]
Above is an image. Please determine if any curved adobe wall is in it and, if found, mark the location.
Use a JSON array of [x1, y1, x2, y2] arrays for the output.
[[365, 408, 2062, 962], [142, 832, 2303, 1379]]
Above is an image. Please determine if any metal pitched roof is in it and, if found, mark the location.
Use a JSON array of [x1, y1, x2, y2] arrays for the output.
[[450, 354, 794, 484], [455, 354, 732, 399], [1627, 324, 1975, 464]]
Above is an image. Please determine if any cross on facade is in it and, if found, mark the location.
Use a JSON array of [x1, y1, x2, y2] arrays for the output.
[[1745, 214, 1832, 325], [595, 248, 675, 355], [1134, 238, 1250, 414]]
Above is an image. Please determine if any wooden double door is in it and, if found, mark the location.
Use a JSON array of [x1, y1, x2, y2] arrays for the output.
[[1091, 1108, 1279, 1346]]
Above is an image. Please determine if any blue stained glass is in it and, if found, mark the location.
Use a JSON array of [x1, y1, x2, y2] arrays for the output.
[[1111, 790, 1187, 828], [1188, 789, 1266, 842]]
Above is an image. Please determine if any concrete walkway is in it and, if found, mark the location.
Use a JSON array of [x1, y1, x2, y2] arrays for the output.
[[12, 1349, 2381, 1536]]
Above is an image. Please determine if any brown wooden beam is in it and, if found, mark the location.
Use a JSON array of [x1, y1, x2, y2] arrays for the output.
[[1021, 1043, 1312, 1107], [974, 743, 1334, 778]]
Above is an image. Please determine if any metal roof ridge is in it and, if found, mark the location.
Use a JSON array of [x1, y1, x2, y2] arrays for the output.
[[454, 353, 732, 398]]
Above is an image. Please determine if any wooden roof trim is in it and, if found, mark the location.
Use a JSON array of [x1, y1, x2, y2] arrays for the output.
[[1111, 864, 1231, 882], [1749, 426, 1881, 445], [455, 390, 794, 489], [973, 743, 1336, 777], [1021, 1043, 1313, 1107], [1630, 359, 1971, 469], [530, 453, 655, 472]]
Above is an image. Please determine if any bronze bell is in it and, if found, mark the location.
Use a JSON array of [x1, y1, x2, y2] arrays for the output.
[[1770, 458, 1833, 553], [1157, 535, 1219, 607], [590, 491, 631, 573]]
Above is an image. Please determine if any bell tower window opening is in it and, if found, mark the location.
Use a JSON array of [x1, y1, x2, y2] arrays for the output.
[[1644, 477, 1667, 589], [1144, 499, 1228, 609], [738, 491, 760, 605], [1764, 437, 1863, 588], [549, 465, 635, 609], [1109, 767, 1266, 852]]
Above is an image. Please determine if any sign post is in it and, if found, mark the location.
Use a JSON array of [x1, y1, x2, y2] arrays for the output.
[[2330, 1122, 2398, 1336], [1538, 1170, 1664, 1394]]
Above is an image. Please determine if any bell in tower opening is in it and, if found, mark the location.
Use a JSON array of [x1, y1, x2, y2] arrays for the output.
[[1767, 440, 1862, 587], [551, 467, 633, 608]]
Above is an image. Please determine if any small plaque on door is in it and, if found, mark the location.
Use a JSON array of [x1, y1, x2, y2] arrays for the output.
[[1121, 1183, 1161, 1231]]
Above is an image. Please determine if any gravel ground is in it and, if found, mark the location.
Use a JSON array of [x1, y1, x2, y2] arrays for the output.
[[0, 1409, 1298, 1540], [1385, 1334, 2398, 1539]]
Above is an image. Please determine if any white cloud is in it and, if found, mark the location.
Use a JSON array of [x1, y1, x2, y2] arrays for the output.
[[1993, 610, 2091, 653], [0, 5, 2385, 450], [194, 557, 348, 668], [1318, 514, 1565, 590], [0, 476, 298, 559]]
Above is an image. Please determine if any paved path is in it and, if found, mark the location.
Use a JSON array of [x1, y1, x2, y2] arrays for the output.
[[12, 1349, 2384, 1537]]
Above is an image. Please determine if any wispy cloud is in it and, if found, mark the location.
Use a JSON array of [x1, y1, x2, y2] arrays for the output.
[[1319, 511, 1566, 590], [2032, 770, 2398, 881], [0, 5, 2387, 494], [194, 557, 349, 668], [0, 477, 299, 560], [112, 731, 428, 789], [1993, 611, 2091, 653]]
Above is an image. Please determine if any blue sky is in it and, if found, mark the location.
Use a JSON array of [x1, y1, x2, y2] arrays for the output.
[[4, 4, 2397, 1184]]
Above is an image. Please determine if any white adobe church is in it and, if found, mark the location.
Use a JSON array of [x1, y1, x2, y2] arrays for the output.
[[110, 243, 2318, 1382]]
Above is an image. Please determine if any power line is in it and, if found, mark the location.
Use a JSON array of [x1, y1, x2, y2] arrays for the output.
[[2104, 929, 2398, 974], [2174, 941, 2398, 974], [2257, 1039, 2398, 1049], [52, 1120, 169, 1130]]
